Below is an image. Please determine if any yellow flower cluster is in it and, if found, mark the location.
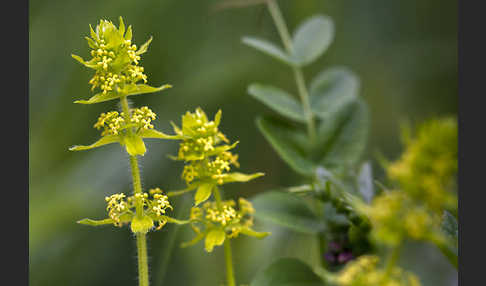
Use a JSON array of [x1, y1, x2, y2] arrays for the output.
[[184, 198, 264, 252], [150, 188, 173, 216], [387, 118, 457, 212], [182, 151, 239, 185], [79, 18, 149, 96], [103, 188, 173, 230], [105, 193, 128, 226], [365, 191, 435, 246], [335, 255, 421, 286], [173, 108, 240, 186], [205, 200, 239, 226], [175, 108, 230, 159], [192, 199, 254, 227], [94, 106, 157, 136], [362, 118, 457, 246]]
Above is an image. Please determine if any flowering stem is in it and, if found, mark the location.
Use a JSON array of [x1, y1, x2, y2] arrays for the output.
[[214, 187, 236, 286], [120, 95, 150, 286], [137, 233, 150, 286], [224, 239, 236, 286], [266, 0, 316, 142]]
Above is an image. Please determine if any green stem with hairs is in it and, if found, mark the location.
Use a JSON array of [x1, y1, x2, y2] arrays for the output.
[[266, 0, 316, 142], [120, 95, 150, 286], [213, 187, 236, 286]]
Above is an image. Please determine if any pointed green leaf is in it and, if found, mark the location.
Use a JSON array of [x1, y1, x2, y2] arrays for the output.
[[205, 229, 226, 252], [89, 24, 98, 41], [206, 141, 239, 157], [251, 191, 326, 234], [242, 36, 295, 66], [85, 36, 97, 49], [170, 141, 239, 162], [74, 92, 118, 104], [163, 216, 191, 225], [181, 232, 205, 248], [74, 84, 172, 104], [256, 116, 316, 176], [71, 54, 97, 69], [248, 83, 306, 123], [123, 134, 147, 156], [139, 129, 183, 140], [167, 182, 201, 197], [223, 172, 265, 184], [137, 36, 153, 55], [77, 218, 114, 226], [239, 227, 271, 239], [77, 213, 132, 226], [315, 99, 369, 169], [124, 83, 172, 97], [309, 67, 359, 120], [214, 109, 222, 126], [251, 257, 326, 286], [118, 16, 125, 37], [194, 183, 213, 206], [149, 214, 190, 225], [125, 25, 132, 41], [69, 135, 120, 151], [291, 15, 334, 66]]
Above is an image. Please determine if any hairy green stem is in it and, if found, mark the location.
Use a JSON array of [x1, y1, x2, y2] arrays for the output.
[[120, 95, 150, 286], [266, 0, 316, 141], [137, 233, 150, 286], [129, 155, 144, 216], [213, 187, 236, 286], [224, 239, 236, 286]]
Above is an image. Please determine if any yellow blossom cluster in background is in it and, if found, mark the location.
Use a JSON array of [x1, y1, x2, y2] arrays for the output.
[[335, 255, 421, 286], [362, 118, 457, 246], [387, 118, 457, 212]]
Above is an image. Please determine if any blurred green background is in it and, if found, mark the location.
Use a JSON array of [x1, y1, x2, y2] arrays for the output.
[[29, 0, 457, 285]]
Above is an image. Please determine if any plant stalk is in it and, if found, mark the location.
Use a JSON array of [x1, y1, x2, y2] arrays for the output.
[[137, 232, 150, 286], [266, 0, 316, 141], [384, 245, 401, 277], [213, 187, 236, 286], [120, 95, 150, 286]]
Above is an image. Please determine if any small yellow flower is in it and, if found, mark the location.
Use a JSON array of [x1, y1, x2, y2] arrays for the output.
[[93, 106, 157, 136], [181, 198, 269, 252]]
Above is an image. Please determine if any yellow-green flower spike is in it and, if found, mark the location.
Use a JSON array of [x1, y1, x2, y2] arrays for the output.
[[168, 108, 264, 205], [387, 117, 457, 213], [72, 16, 171, 104], [181, 198, 269, 253]]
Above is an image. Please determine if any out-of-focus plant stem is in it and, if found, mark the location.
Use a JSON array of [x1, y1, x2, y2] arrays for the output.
[[266, 0, 316, 142]]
